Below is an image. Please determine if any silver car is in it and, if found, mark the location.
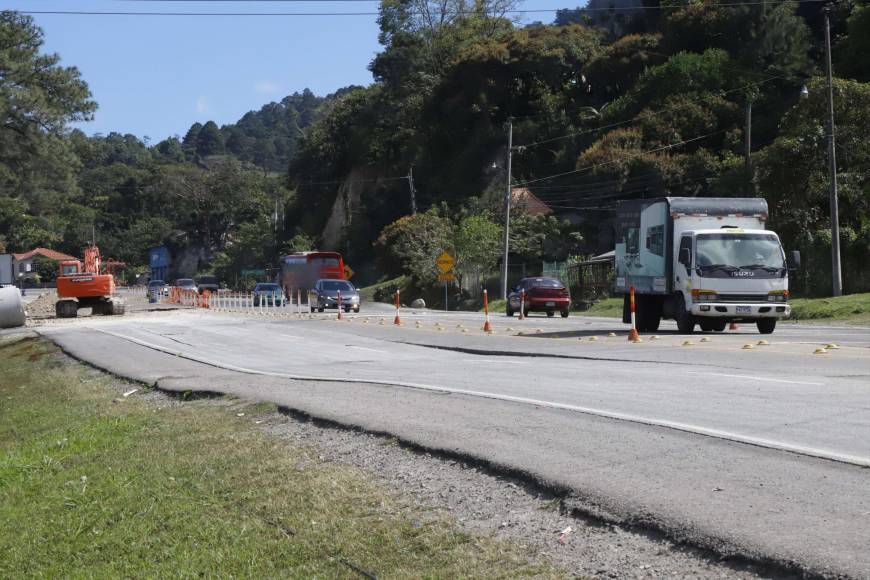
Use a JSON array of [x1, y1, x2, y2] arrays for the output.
[[309, 279, 360, 313]]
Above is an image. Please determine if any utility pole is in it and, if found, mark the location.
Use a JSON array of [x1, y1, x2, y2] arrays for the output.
[[407, 165, 417, 215], [744, 98, 752, 174], [824, 5, 843, 296], [500, 119, 513, 300]]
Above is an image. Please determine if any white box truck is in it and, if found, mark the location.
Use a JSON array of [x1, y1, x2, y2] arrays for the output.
[[615, 197, 800, 335]]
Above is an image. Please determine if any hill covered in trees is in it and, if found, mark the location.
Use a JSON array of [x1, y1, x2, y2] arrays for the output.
[[1, 2, 868, 294]]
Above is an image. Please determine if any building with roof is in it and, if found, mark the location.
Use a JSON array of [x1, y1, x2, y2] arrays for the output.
[[511, 187, 552, 216], [11, 248, 78, 282]]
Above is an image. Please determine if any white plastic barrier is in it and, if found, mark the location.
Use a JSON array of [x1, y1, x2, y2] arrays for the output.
[[0, 286, 26, 328]]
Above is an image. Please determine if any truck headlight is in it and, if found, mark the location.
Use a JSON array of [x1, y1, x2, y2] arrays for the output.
[[691, 289, 718, 302]]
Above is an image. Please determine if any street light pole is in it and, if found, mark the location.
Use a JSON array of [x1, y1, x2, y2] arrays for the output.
[[824, 5, 843, 296], [500, 119, 513, 300]]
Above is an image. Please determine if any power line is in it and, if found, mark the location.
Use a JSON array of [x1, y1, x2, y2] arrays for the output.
[[20, 0, 827, 17], [514, 129, 727, 187], [292, 176, 407, 187], [515, 75, 788, 150]]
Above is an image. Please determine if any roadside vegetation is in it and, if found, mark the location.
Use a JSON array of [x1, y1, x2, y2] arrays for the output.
[[787, 292, 870, 324], [0, 336, 559, 578], [2, 5, 868, 295]]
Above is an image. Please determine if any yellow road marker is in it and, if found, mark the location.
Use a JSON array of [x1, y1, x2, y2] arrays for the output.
[[699, 337, 711, 342], [742, 343, 755, 350], [825, 343, 839, 350], [757, 340, 769, 345], [814, 347, 829, 355], [682, 340, 694, 346]]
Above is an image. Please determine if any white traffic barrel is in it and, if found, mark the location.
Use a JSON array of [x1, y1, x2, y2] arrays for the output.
[[0, 286, 26, 328]]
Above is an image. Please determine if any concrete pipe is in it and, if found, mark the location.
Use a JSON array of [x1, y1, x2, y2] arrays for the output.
[[0, 286, 26, 328]]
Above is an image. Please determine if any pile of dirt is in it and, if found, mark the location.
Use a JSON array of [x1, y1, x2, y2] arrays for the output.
[[25, 291, 58, 318]]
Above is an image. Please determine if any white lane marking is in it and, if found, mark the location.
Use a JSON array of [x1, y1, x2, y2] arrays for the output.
[[462, 359, 528, 365], [83, 328, 870, 468], [686, 371, 825, 386], [346, 345, 388, 354]]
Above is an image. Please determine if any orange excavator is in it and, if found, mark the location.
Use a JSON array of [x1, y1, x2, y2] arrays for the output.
[[55, 245, 126, 318]]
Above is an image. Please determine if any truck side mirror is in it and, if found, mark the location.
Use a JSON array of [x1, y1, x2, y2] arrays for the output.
[[679, 248, 691, 267], [789, 250, 801, 270]]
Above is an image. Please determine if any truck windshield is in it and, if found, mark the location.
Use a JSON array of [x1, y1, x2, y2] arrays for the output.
[[696, 234, 784, 270]]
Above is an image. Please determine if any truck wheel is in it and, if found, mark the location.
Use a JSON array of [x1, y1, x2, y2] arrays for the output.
[[699, 320, 714, 332], [506, 303, 514, 317], [756, 319, 776, 334], [675, 296, 695, 334], [56, 300, 78, 318], [644, 312, 661, 332], [110, 300, 125, 316], [546, 310, 555, 318], [560, 309, 570, 318], [712, 320, 727, 332]]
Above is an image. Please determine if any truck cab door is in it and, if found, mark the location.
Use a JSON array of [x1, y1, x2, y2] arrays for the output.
[[675, 236, 693, 299]]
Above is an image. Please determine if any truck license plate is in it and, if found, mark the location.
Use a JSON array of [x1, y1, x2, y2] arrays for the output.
[[545, 301, 555, 307], [736, 306, 751, 314]]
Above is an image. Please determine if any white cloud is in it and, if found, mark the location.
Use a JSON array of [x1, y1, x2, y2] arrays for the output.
[[195, 96, 209, 114], [254, 81, 279, 94]]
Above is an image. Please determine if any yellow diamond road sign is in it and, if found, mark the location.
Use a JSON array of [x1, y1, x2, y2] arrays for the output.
[[436, 251, 455, 273]]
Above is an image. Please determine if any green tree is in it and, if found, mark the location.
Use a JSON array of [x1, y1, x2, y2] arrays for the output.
[[376, 208, 453, 283], [454, 213, 502, 288], [282, 233, 314, 254], [31, 255, 58, 284], [182, 122, 202, 151], [835, 1, 870, 82], [196, 121, 225, 156], [756, 77, 870, 294], [0, 11, 95, 252]]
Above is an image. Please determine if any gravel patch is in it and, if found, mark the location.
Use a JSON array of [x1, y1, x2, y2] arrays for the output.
[[258, 410, 788, 579]]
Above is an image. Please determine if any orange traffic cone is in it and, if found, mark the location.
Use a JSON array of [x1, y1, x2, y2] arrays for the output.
[[518, 289, 525, 320], [627, 286, 642, 343], [393, 289, 402, 325], [483, 289, 493, 332], [729, 321, 739, 330]]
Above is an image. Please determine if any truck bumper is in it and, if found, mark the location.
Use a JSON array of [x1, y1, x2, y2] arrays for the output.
[[690, 303, 790, 318]]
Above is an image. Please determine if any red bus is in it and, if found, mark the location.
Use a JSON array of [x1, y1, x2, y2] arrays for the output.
[[280, 251, 345, 296]]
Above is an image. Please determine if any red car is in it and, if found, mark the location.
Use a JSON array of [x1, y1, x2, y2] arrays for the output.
[[506, 277, 571, 318]]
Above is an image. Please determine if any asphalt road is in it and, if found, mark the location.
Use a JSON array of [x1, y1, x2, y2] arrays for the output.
[[30, 305, 870, 578]]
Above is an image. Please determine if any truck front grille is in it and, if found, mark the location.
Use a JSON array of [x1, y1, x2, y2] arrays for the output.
[[717, 294, 769, 303]]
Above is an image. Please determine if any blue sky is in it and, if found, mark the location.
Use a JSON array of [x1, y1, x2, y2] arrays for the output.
[[9, 1, 565, 142]]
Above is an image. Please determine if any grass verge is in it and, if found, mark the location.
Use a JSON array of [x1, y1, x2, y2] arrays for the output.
[[787, 292, 870, 324], [0, 336, 558, 578]]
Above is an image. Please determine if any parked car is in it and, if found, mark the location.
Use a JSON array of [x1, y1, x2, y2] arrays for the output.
[[146, 279, 169, 297], [506, 277, 571, 318], [309, 279, 360, 313], [196, 275, 219, 295], [252, 283, 283, 306], [173, 278, 198, 293]]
